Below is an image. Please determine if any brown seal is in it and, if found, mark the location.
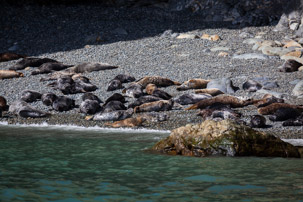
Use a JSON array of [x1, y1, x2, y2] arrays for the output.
[[134, 100, 173, 113], [186, 95, 253, 110], [258, 103, 303, 115], [104, 117, 146, 128], [136, 76, 181, 87], [252, 94, 284, 108], [250, 115, 266, 128], [9, 57, 59, 70], [0, 70, 24, 79], [194, 88, 224, 96], [145, 84, 172, 100], [176, 79, 210, 91], [0, 52, 26, 62]]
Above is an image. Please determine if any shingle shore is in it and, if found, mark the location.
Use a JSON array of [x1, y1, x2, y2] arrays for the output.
[[0, 5, 303, 138]]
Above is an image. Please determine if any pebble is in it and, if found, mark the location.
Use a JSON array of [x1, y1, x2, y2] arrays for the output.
[[232, 53, 269, 60], [210, 46, 230, 52], [176, 33, 199, 39], [292, 80, 303, 97], [242, 38, 263, 45]]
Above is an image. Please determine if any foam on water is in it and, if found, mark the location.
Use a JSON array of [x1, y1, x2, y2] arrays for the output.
[[0, 121, 171, 134]]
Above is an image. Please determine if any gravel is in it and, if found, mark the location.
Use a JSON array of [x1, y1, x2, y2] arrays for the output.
[[1, 5, 303, 139]]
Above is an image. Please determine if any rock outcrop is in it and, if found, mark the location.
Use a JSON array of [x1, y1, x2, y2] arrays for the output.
[[152, 119, 301, 158]]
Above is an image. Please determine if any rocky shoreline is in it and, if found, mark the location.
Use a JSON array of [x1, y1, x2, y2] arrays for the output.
[[0, 5, 303, 139]]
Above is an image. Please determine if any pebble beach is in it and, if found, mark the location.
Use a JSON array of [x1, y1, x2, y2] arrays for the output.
[[1, 4, 303, 139]]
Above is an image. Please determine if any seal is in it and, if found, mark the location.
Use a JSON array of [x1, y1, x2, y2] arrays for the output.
[[242, 80, 262, 92], [49, 75, 97, 94], [9, 100, 50, 118], [113, 74, 135, 83], [136, 76, 181, 87], [88, 108, 133, 121], [122, 83, 144, 98], [282, 114, 303, 126], [145, 84, 172, 100], [104, 116, 146, 128], [268, 108, 301, 121], [197, 105, 241, 121], [103, 101, 127, 112], [0, 70, 23, 79], [21, 90, 42, 102], [107, 79, 123, 91], [134, 100, 174, 113], [253, 94, 284, 108], [250, 115, 266, 128], [104, 93, 126, 105], [9, 57, 59, 70], [0, 96, 9, 111], [279, 59, 302, 72], [257, 103, 303, 115], [41, 93, 57, 106], [31, 62, 73, 75], [69, 62, 118, 73], [173, 93, 212, 105], [52, 96, 75, 112], [186, 95, 254, 110], [80, 99, 102, 114], [0, 52, 26, 62], [82, 92, 103, 103], [128, 95, 161, 108], [194, 88, 224, 96], [176, 79, 210, 91]]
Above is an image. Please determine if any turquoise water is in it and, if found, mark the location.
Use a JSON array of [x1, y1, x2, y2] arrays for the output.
[[1, 125, 303, 201]]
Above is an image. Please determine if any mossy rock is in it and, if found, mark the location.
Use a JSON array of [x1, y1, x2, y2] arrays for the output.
[[152, 119, 301, 158]]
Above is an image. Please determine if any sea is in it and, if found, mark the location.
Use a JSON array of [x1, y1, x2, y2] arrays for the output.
[[0, 123, 303, 201]]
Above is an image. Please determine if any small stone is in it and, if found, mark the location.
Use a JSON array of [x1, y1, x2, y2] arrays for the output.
[[176, 33, 199, 39], [210, 46, 230, 52], [84, 45, 90, 49], [298, 38, 303, 44], [252, 42, 262, 51], [262, 46, 291, 56], [112, 27, 128, 36], [299, 66, 303, 71], [8, 44, 19, 52], [232, 53, 269, 60], [218, 52, 229, 57], [242, 38, 263, 45], [290, 79, 301, 85], [239, 32, 253, 38], [290, 23, 300, 31], [292, 80, 303, 96], [202, 48, 211, 53], [24, 67, 31, 71]]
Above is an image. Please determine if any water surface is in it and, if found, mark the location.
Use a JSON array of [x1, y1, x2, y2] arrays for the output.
[[0, 125, 303, 201]]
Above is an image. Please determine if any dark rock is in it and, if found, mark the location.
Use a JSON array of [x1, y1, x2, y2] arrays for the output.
[[152, 119, 301, 158]]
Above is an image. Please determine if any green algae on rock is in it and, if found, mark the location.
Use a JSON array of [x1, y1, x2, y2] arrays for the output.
[[152, 119, 301, 158]]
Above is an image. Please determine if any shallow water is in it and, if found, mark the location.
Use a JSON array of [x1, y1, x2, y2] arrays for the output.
[[0, 125, 303, 201]]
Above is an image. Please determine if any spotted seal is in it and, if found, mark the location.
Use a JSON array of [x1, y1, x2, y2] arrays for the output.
[[9, 57, 59, 70], [128, 95, 162, 109], [145, 84, 172, 100], [122, 83, 144, 98], [41, 93, 57, 106], [52, 96, 75, 112], [177, 79, 210, 91], [31, 62, 73, 75], [9, 100, 50, 118], [82, 92, 103, 103], [0, 96, 8, 111], [80, 99, 102, 114], [268, 108, 301, 121], [186, 95, 254, 110], [136, 76, 181, 87], [173, 93, 212, 105], [0, 70, 23, 79], [113, 74, 135, 83], [250, 115, 266, 128], [105, 116, 146, 128], [0, 52, 26, 62], [242, 80, 262, 92], [88, 108, 133, 121], [104, 93, 126, 105], [103, 101, 127, 112], [194, 88, 224, 96], [107, 79, 123, 91], [257, 103, 303, 115], [134, 100, 174, 113], [69, 62, 118, 73], [21, 90, 42, 102]]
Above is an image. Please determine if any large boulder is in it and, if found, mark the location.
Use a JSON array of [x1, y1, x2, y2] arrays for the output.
[[152, 119, 301, 158]]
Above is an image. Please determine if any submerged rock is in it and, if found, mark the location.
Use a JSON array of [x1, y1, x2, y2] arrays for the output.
[[151, 119, 300, 158]]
